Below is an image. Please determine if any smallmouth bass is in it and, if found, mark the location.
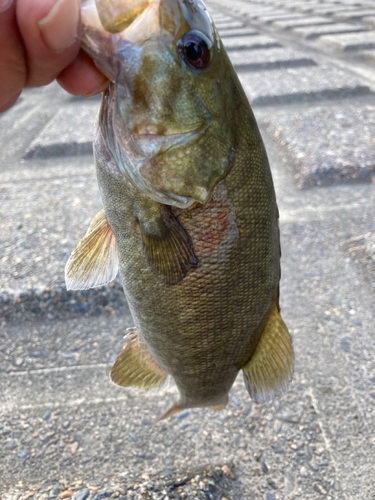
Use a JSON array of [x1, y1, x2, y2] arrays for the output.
[[66, 0, 294, 418]]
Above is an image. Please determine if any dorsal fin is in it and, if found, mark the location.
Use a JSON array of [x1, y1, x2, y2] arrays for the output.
[[242, 303, 294, 403], [65, 209, 119, 290], [110, 329, 169, 391]]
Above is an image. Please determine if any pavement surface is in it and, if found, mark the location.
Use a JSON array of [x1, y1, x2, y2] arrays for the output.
[[1, 0, 375, 499]]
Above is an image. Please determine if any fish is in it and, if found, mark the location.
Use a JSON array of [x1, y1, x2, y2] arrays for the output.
[[66, 0, 294, 419]]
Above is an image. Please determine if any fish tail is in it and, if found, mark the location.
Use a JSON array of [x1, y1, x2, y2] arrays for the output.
[[210, 401, 228, 412], [157, 401, 184, 421], [158, 393, 229, 420]]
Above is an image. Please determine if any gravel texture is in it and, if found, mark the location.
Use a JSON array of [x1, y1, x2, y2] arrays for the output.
[[25, 104, 99, 159], [0, 174, 101, 293], [257, 13, 306, 24], [0, 312, 131, 377], [214, 19, 244, 29], [292, 23, 368, 39], [341, 232, 375, 293], [317, 31, 375, 51], [1, 464, 237, 500], [334, 9, 375, 22], [263, 104, 375, 188], [218, 27, 259, 37], [229, 4, 274, 18], [0, 371, 337, 499], [227, 47, 316, 71], [238, 65, 372, 106], [0, 280, 127, 323], [364, 16, 375, 27], [221, 34, 281, 51], [362, 49, 375, 63], [273, 16, 335, 30], [309, 5, 358, 16]]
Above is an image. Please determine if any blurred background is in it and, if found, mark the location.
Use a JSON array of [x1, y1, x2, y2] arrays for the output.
[[1, 0, 374, 498]]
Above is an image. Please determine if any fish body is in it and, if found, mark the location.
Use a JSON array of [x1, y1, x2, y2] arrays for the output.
[[66, 0, 293, 417]]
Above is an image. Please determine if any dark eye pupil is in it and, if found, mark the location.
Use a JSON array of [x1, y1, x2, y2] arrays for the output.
[[177, 32, 210, 70], [185, 42, 202, 62]]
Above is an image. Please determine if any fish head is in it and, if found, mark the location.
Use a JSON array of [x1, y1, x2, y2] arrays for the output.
[[82, 0, 238, 208]]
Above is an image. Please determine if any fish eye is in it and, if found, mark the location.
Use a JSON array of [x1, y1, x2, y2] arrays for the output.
[[177, 30, 211, 70]]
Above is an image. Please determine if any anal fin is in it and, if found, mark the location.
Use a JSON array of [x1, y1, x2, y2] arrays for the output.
[[65, 209, 119, 290], [110, 330, 168, 391], [242, 304, 294, 403]]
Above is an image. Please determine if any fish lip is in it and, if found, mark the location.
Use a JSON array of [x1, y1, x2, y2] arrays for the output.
[[129, 108, 213, 142]]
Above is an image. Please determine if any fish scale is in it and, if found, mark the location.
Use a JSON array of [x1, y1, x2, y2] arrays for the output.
[[66, 0, 294, 418]]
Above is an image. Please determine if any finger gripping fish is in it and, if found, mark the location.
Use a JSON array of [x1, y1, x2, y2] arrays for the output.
[[66, 0, 294, 419]]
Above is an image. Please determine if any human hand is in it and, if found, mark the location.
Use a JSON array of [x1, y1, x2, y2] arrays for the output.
[[0, 0, 109, 112]]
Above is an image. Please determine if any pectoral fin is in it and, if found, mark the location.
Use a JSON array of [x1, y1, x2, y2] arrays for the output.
[[65, 209, 119, 290], [110, 330, 168, 391], [242, 304, 294, 403], [139, 206, 198, 285]]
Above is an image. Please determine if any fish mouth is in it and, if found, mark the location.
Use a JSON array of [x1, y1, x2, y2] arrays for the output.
[[129, 123, 208, 167], [128, 97, 213, 141], [130, 119, 211, 161]]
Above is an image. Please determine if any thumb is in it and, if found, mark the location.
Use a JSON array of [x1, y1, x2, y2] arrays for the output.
[[17, 0, 81, 88]]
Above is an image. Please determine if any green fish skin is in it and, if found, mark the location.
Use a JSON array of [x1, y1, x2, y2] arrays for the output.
[[66, 0, 294, 418]]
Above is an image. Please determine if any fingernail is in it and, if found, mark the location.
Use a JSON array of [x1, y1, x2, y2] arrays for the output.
[[83, 79, 110, 98], [38, 0, 80, 52], [0, 0, 13, 13]]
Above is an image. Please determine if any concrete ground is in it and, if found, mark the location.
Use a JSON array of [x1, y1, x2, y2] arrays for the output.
[[1, 0, 375, 499]]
